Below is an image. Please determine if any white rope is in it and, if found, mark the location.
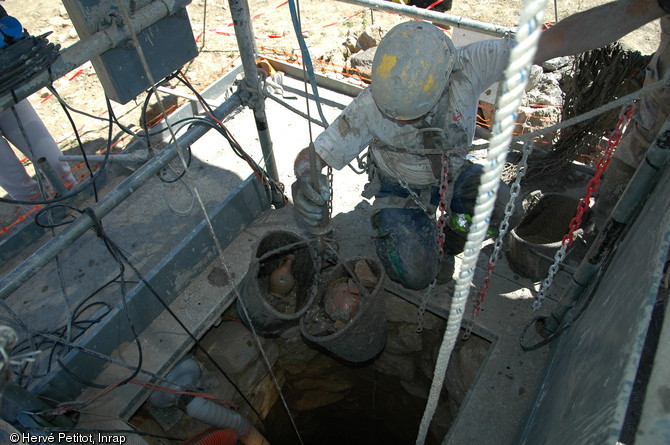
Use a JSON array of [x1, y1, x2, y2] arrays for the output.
[[414, 1, 546, 443]]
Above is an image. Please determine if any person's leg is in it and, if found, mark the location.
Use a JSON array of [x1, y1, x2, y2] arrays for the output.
[[444, 163, 515, 254], [0, 100, 75, 186], [0, 135, 39, 200], [371, 207, 441, 290]]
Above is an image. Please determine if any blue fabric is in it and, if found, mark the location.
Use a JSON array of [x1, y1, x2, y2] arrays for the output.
[[451, 163, 484, 214], [375, 181, 441, 207]]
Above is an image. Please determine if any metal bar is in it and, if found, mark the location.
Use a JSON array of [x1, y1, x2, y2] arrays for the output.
[[0, 93, 243, 301], [228, 0, 280, 182], [0, 0, 193, 112], [58, 153, 148, 163], [335, 0, 514, 37], [36, 157, 68, 196], [263, 56, 363, 99]]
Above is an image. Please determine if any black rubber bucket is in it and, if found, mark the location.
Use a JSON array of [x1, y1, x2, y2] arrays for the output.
[[299, 257, 387, 363], [507, 192, 581, 281], [237, 230, 318, 335]]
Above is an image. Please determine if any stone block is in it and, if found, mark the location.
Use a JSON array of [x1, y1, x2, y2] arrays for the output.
[[356, 25, 384, 51], [374, 350, 416, 380], [386, 323, 424, 354]]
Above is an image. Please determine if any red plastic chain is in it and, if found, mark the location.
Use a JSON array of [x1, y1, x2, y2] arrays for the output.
[[473, 261, 496, 316], [562, 105, 634, 246]]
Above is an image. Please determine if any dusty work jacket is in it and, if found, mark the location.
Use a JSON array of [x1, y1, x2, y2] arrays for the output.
[[314, 36, 514, 189]]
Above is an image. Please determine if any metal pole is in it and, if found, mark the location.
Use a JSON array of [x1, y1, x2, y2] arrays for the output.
[[37, 157, 68, 196], [541, 117, 670, 335], [228, 0, 280, 182], [0, 93, 243, 301], [335, 0, 514, 37], [0, 0, 193, 112]]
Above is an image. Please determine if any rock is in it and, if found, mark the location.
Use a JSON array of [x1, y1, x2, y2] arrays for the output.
[[515, 105, 562, 137], [295, 389, 347, 411], [526, 64, 544, 92], [525, 74, 564, 106], [356, 25, 384, 51], [48, 17, 67, 28], [236, 341, 279, 390], [386, 323, 424, 354], [354, 258, 378, 288], [342, 32, 359, 55], [349, 47, 376, 76], [542, 56, 572, 72], [292, 376, 353, 393], [195, 322, 267, 375], [277, 336, 320, 373], [374, 351, 416, 380], [444, 335, 490, 414], [385, 295, 419, 324], [400, 380, 429, 399]]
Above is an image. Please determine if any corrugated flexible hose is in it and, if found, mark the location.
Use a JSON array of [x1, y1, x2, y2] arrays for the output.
[[186, 397, 270, 445]]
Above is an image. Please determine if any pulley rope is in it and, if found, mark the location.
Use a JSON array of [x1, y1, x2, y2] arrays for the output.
[[113, 2, 304, 443], [415, 1, 546, 443]]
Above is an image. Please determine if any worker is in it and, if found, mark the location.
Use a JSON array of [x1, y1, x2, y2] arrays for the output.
[[292, 20, 514, 290], [292, 1, 668, 291], [0, 7, 76, 202], [533, 0, 668, 229]]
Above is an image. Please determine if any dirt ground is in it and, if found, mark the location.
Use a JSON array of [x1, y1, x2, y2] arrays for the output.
[[3, 0, 661, 174]]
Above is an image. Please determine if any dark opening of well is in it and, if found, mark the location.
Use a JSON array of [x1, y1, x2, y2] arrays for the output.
[[262, 331, 491, 445]]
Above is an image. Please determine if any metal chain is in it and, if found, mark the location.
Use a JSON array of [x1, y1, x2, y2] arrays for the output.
[[327, 165, 333, 218], [394, 174, 433, 218], [416, 279, 436, 333], [462, 141, 534, 339], [532, 244, 568, 311], [436, 152, 450, 256], [532, 105, 633, 310]]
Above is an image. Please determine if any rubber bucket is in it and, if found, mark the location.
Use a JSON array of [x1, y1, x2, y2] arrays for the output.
[[237, 231, 318, 335], [300, 257, 387, 363], [507, 192, 580, 281]]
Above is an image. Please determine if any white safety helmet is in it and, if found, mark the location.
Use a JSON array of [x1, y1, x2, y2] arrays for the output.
[[371, 21, 456, 121]]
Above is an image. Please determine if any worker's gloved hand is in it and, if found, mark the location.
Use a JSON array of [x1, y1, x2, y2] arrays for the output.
[[291, 173, 330, 227]]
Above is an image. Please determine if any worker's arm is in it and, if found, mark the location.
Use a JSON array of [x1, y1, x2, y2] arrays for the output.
[[534, 0, 667, 64]]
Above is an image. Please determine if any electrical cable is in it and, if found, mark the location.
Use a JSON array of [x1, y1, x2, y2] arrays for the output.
[[174, 72, 287, 203]]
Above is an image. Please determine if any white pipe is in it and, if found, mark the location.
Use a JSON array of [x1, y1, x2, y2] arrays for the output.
[[186, 397, 270, 445], [415, 1, 547, 444]]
